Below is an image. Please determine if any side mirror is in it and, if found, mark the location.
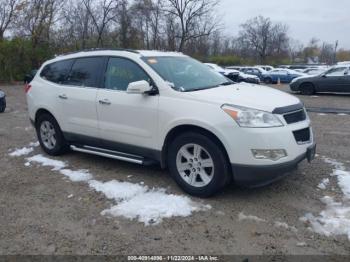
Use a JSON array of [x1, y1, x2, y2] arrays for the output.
[[126, 80, 152, 94], [321, 73, 327, 78], [344, 71, 349, 75]]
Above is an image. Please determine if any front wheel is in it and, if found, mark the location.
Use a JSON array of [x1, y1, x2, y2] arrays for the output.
[[167, 132, 231, 197], [300, 83, 315, 95]]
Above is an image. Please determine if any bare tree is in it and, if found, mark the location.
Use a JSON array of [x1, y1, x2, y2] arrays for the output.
[[60, 0, 94, 50], [163, 0, 220, 52], [0, 0, 22, 40], [82, 0, 119, 47], [239, 16, 289, 63], [131, 0, 164, 49], [17, 0, 63, 46], [288, 39, 304, 63]]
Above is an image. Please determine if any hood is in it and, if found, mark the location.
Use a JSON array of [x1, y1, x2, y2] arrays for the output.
[[185, 83, 300, 113], [291, 74, 317, 83]]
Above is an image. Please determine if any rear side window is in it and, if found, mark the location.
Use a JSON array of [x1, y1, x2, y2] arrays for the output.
[[326, 67, 347, 77], [66, 57, 105, 88], [40, 60, 73, 84], [105, 57, 150, 91]]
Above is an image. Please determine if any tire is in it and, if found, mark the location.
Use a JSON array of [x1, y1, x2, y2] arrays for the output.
[[35, 113, 69, 156], [167, 132, 231, 197], [0, 98, 5, 113], [300, 83, 315, 95], [265, 77, 272, 84]]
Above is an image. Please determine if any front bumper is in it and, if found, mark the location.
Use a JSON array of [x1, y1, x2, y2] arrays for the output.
[[232, 143, 316, 188]]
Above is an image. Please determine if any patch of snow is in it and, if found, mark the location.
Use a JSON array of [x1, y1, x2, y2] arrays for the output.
[[333, 169, 350, 199], [337, 113, 348, 116], [102, 189, 210, 225], [17, 148, 210, 226], [29, 141, 40, 147], [323, 157, 350, 199], [26, 154, 66, 171], [301, 157, 350, 240], [318, 113, 327, 116], [9, 147, 34, 157], [318, 178, 330, 190], [301, 196, 350, 240], [274, 221, 298, 233], [8, 141, 40, 157], [310, 96, 319, 98], [296, 242, 307, 247], [89, 180, 147, 201], [67, 194, 74, 198], [60, 169, 93, 182], [89, 180, 210, 225], [216, 211, 225, 216], [238, 212, 266, 223]]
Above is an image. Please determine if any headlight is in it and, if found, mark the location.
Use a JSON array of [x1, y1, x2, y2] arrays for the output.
[[221, 104, 283, 128]]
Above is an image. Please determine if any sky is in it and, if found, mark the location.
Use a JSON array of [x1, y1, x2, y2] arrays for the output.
[[219, 0, 350, 49]]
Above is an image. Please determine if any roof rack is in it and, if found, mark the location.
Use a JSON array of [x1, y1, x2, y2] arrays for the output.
[[56, 48, 139, 57]]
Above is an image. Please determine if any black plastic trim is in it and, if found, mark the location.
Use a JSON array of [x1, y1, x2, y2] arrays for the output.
[[63, 132, 162, 164], [272, 103, 304, 114]]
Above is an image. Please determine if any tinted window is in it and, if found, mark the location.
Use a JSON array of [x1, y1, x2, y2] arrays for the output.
[[66, 57, 105, 87], [326, 67, 347, 77], [40, 60, 73, 84], [105, 58, 150, 91]]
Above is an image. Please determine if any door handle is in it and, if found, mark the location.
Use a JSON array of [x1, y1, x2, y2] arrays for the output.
[[58, 94, 68, 99], [99, 99, 111, 105]]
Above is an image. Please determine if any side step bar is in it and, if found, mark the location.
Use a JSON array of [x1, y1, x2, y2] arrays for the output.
[[70, 145, 144, 165]]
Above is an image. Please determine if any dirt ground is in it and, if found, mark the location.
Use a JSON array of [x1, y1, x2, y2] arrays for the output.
[[0, 84, 350, 256]]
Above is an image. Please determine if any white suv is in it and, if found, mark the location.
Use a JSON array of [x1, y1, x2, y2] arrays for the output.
[[26, 49, 316, 197]]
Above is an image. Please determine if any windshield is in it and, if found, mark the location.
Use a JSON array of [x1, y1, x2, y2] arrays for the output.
[[142, 56, 232, 92]]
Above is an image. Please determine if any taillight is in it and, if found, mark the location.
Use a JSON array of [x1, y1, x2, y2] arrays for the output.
[[24, 84, 32, 93]]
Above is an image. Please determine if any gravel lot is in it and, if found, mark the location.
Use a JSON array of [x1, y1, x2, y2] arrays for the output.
[[1, 84, 350, 256]]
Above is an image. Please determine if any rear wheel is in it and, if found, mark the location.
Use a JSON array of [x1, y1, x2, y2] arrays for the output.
[[265, 77, 273, 84], [36, 113, 68, 156], [167, 132, 231, 197], [300, 83, 315, 95]]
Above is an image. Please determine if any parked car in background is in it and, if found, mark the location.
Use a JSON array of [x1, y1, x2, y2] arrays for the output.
[[205, 63, 239, 82], [206, 63, 260, 84], [290, 65, 350, 95], [337, 61, 350, 65], [226, 66, 243, 71], [263, 69, 305, 84], [26, 49, 315, 197], [0, 90, 6, 113], [256, 65, 274, 71], [239, 67, 267, 81], [24, 69, 38, 84], [302, 68, 326, 75], [237, 72, 260, 84]]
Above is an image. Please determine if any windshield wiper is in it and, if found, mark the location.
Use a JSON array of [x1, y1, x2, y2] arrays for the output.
[[219, 81, 234, 86], [182, 82, 234, 92]]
